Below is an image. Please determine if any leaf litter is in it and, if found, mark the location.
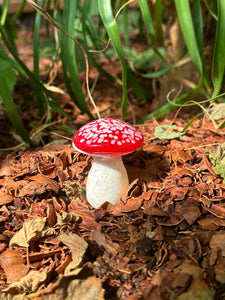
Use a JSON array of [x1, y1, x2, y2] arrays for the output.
[[1, 116, 225, 299]]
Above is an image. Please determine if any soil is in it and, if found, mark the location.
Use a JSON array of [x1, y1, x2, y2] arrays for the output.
[[0, 20, 225, 300]]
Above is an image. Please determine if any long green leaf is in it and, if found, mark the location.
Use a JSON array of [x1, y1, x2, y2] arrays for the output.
[[138, 0, 154, 45], [0, 59, 30, 143], [211, 0, 225, 97], [33, 0, 45, 78], [33, 0, 45, 116], [174, 0, 202, 73], [98, 0, 127, 120], [154, 0, 163, 46], [59, 0, 92, 118], [193, 0, 210, 88], [138, 80, 203, 123], [0, 0, 9, 26]]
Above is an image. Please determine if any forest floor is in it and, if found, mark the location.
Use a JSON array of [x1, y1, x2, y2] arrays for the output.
[[0, 23, 225, 300]]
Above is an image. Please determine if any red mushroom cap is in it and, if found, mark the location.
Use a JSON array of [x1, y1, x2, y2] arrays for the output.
[[72, 118, 144, 157]]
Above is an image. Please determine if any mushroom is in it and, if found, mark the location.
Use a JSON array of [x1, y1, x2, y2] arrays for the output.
[[72, 118, 144, 208]]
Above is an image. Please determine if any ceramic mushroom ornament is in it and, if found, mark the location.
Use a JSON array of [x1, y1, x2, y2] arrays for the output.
[[72, 118, 144, 208]]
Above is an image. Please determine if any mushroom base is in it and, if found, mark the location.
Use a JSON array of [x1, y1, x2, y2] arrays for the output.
[[86, 156, 129, 208]]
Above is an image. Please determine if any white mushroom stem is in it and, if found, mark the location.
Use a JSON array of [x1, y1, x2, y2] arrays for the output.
[[86, 156, 129, 208]]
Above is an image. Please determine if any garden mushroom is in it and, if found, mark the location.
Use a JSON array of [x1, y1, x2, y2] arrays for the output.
[[72, 118, 144, 208]]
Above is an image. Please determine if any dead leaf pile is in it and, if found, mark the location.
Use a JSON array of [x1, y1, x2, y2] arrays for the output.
[[1, 117, 225, 299]]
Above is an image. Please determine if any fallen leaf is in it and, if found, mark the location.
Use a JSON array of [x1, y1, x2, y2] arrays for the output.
[[10, 217, 56, 247], [91, 230, 119, 256], [116, 196, 143, 212], [3, 268, 49, 293], [154, 125, 186, 140], [0, 189, 13, 205], [30, 174, 60, 193], [174, 262, 204, 280], [210, 232, 225, 250], [181, 206, 201, 225], [206, 143, 225, 182], [56, 211, 80, 226], [59, 232, 88, 274], [18, 181, 46, 197], [174, 289, 215, 300], [27, 264, 104, 300], [0, 248, 29, 284]]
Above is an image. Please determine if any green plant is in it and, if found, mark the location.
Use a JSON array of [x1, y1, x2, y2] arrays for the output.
[[1, 0, 225, 146]]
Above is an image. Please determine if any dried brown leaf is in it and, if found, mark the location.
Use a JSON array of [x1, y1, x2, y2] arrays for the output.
[[30, 174, 59, 193], [116, 197, 143, 212], [174, 262, 204, 280], [56, 211, 79, 226], [198, 217, 225, 230], [90, 230, 119, 256], [210, 232, 225, 249], [143, 144, 166, 152], [9, 217, 56, 247], [27, 264, 104, 300], [205, 203, 225, 219], [3, 268, 49, 293], [59, 232, 88, 274], [214, 267, 225, 284], [181, 206, 201, 225], [18, 181, 46, 197], [0, 189, 13, 205], [0, 249, 29, 284]]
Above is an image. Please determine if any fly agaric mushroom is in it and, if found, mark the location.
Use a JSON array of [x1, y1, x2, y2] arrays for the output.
[[72, 118, 144, 208]]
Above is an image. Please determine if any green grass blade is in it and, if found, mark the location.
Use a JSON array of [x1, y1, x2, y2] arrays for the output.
[[211, 0, 225, 97], [33, 0, 45, 78], [175, 0, 202, 73], [154, 0, 163, 46], [127, 68, 146, 101], [0, 59, 30, 143], [183, 113, 203, 131], [59, 0, 92, 118], [33, 0, 45, 116], [119, 5, 129, 47], [193, 0, 210, 88], [0, 32, 68, 121], [13, 0, 26, 21], [138, 0, 154, 45], [204, 0, 217, 20], [139, 80, 203, 123], [1, 0, 9, 26], [98, 0, 127, 120]]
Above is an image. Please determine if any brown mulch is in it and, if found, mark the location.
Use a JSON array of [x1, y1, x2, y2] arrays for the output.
[[0, 113, 225, 299]]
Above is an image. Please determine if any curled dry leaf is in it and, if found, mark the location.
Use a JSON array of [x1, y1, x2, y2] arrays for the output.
[[9, 217, 56, 247], [18, 181, 46, 197], [59, 232, 88, 274], [91, 230, 119, 256], [63, 181, 86, 202], [46, 203, 57, 227], [3, 268, 49, 293], [56, 211, 80, 226], [0, 189, 13, 205], [180, 206, 201, 225], [26, 264, 104, 300], [198, 217, 225, 230], [30, 174, 60, 193], [0, 248, 29, 284], [210, 232, 225, 250], [174, 262, 204, 280], [116, 196, 143, 212]]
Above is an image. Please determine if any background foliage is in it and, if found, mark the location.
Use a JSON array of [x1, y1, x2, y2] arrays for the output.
[[0, 0, 225, 144]]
